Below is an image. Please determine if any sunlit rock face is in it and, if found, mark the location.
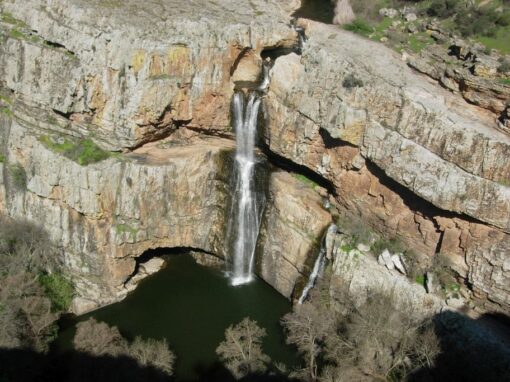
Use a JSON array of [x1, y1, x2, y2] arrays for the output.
[[264, 20, 510, 313], [0, 0, 509, 314]]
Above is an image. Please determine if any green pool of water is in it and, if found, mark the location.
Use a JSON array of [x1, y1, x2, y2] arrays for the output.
[[55, 253, 298, 381]]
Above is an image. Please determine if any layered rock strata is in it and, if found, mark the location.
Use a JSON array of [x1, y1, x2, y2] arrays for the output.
[[0, 0, 508, 313]]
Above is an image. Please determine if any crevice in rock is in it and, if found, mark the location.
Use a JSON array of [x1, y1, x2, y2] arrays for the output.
[[230, 47, 251, 77], [365, 160, 486, 226], [128, 119, 192, 151], [42, 39, 76, 56], [52, 108, 72, 119], [435, 228, 446, 255], [319, 127, 357, 149], [261, 43, 301, 60], [260, 142, 336, 195], [184, 125, 234, 140], [123, 246, 218, 286]]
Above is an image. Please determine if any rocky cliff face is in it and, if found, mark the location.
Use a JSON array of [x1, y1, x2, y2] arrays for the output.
[[0, 0, 508, 313]]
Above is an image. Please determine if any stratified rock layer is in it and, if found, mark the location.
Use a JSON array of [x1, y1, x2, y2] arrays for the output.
[[0, 0, 508, 313]]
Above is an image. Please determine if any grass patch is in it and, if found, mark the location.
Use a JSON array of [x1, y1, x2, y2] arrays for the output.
[[0, 106, 12, 117], [1, 11, 27, 27], [0, 94, 12, 104], [0, 154, 5, 163], [415, 274, 426, 288], [39, 273, 74, 311], [407, 33, 435, 53], [370, 17, 393, 41], [9, 28, 25, 40], [150, 74, 171, 80], [115, 223, 138, 238], [499, 78, 510, 85], [39, 135, 116, 166], [477, 25, 510, 54], [371, 237, 405, 255], [9, 163, 26, 190], [344, 18, 373, 37], [293, 173, 319, 189]]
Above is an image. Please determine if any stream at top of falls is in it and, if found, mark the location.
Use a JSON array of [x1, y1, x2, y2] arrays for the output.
[[54, 253, 298, 381]]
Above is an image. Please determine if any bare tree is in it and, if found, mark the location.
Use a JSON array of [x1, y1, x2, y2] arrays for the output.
[[281, 302, 335, 381], [322, 293, 440, 381], [74, 318, 176, 376], [129, 336, 175, 376], [216, 317, 270, 379], [74, 318, 127, 357]]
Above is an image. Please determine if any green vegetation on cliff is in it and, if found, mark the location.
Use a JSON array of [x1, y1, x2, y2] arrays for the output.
[[39, 273, 74, 311], [39, 135, 117, 166]]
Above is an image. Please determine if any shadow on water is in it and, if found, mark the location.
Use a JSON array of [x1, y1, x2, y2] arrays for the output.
[[292, 0, 334, 24], [410, 310, 510, 382], [49, 252, 299, 382], [0, 348, 297, 382]]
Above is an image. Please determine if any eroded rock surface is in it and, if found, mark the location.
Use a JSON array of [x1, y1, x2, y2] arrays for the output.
[[265, 20, 510, 313], [0, 0, 508, 313]]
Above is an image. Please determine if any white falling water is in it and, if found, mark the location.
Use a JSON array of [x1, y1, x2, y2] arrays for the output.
[[256, 62, 271, 91], [230, 92, 263, 286], [298, 224, 337, 304]]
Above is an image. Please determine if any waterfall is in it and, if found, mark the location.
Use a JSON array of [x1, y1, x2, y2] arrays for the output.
[[298, 224, 337, 304], [229, 91, 264, 286], [256, 61, 271, 92]]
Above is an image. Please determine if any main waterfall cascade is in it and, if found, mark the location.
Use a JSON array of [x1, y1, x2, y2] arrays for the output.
[[226, 91, 263, 286], [298, 224, 337, 304]]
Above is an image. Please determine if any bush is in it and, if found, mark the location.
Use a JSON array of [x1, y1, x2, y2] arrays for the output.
[[9, 163, 26, 190], [342, 73, 364, 88], [0, 154, 5, 163], [427, 0, 463, 18], [69, 139, 112, 165], [39, 273, 74, 311], [370, 236, 405, 255], [498, 60, 510, 74], [343, 18, 373, 36], [497, 11, 510, 27]]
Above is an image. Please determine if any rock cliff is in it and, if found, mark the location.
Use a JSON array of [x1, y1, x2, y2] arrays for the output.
[[0, 0, 508, 313]]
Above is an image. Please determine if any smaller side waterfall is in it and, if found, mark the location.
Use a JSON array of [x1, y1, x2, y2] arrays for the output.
[[298, 224, 337, 304]]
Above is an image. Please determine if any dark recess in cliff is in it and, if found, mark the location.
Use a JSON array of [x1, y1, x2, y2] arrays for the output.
[[123, 246, 219, 286], [292, 0, 334, 24], [260, 142, 336, 196]]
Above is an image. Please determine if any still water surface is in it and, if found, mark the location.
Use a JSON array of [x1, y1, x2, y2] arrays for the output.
[[56, 254, 298, 381]]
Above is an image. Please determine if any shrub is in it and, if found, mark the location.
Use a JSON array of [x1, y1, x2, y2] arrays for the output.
[[427, 0, 462, 18], [343, 18, 373, 36], [370, 236, 405, 255], [9, 163, 26, 190], [498, 60, 510, 74], [0, 154, 5, 163], [342, 73, 364, 88], [496, 11, 510, 27], [39, 273, 74, 311]]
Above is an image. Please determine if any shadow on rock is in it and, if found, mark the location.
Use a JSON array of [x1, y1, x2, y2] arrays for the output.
[[410, 310, 510, 382]]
